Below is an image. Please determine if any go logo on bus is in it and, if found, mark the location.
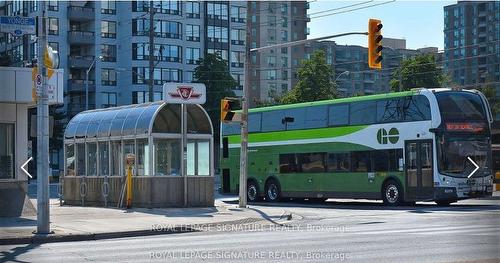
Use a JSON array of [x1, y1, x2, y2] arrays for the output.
[[377, 128, 399, 144]]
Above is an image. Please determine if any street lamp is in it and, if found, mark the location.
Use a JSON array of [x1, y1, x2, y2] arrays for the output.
[[86, 55, 103, 111], [335, 70, 350, 82]]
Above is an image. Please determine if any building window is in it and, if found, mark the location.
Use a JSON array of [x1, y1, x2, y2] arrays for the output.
[[268, 16, 276, 27], [133, 43, 182, 62], [232, 73, 243, 90], [267, 70, 277, 80], [267, 56, 276, 67], [48, 0, 58, 11], [231, 28, 245, 45], [186, 1, 200, 18], [48, 42, 59, 51], [102, 92, 117, 108], [132, 19, 182, 39], [231, 6, 246, 23], [100, 44, 117, 62], [281, 30, 288, 41], [132, 91, 162, 104], [231, 51, 244, 68], [0, 123, 14, 179], [186, 24, 200, 41], [132, 67, 182, 84], [186, 47, 200, 64], [133, 1, 181, 15], [101, 21, 116, 38], [101, 0, 116, 14], [48, 18, 58, 35], [185, 71, 194, 82], [207, 49, 228, 61], [281, 16, 288, 27], [207, 26, 228, 43], [207, 2, 228, 20], [101, 68, 117, 86]]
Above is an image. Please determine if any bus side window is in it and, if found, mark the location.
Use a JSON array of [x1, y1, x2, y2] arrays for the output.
[[222, 137, 229, 158], [279, 154, 298, 173]]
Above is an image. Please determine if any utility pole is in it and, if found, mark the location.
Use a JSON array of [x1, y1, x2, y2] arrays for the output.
[[239, 0, 252, 208], [148, 0, 155, 102], [36, 0, 50, 234]]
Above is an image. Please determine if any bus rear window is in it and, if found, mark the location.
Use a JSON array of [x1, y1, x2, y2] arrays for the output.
[[435, 92, 486, 121]]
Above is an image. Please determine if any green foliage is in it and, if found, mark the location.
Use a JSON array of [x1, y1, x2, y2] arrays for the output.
[[390, 54, 446, 92], [478, 85, 499, 119], [193, 53, 237, 139], [280, 50, 337, 104]]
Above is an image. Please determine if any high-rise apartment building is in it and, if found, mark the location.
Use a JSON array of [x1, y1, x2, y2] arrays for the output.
[[307, 40, 440, 97], [0, 1, 308, 113], [248, 1, 309, 106], [443, 1, 499, 106]]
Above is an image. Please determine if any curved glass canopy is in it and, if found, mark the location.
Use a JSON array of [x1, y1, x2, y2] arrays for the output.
[[64, 102, 213, 140]]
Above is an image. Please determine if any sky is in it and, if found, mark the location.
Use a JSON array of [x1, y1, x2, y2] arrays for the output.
[[307, 0, 456, 50]]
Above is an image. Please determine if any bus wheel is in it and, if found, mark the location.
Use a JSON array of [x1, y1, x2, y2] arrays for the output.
[[265, 179, 281, 202], [247, 181, 261, 202], [382, 180, 403, 206]]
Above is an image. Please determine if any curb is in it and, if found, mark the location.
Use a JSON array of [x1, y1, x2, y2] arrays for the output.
[[0, 217, 269, 246], [0, 227, 197, 246]]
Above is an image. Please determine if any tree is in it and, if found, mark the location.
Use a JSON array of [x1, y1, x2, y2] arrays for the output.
[[280, 50, 337, 104], [478, 85, 499, 120], [193, 53, 237, 139], [0, 53, 12, 66], [390, 54, 446, 92]]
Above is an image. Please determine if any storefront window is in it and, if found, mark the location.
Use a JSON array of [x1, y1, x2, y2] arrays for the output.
[[155, 139, 180, 176], [0, 123, 15, 179]]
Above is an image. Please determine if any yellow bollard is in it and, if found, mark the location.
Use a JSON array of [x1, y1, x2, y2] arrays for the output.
[[126, 165, 132, 209]]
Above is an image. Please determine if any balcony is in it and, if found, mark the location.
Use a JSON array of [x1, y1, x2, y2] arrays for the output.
[[68, 55, 94, 68], [68, 31, 95, 45], [68, 6, 95, 21], [68, 79, 95, 93]]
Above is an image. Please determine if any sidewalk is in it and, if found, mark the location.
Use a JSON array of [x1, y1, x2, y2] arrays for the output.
[[0, 196, 295, 245]]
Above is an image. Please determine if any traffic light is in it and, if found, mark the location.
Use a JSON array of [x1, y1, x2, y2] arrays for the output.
[[220, 99, 236, 123], [368, 19, 383, 69]]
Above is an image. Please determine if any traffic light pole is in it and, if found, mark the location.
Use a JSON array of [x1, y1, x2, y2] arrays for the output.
[[239, 1, 252, 208], [36, 1, 50, 234]]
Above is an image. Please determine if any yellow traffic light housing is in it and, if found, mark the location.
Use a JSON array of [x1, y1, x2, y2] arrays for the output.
[[368, 19, 383, 69], [220, 99, 236, 123]]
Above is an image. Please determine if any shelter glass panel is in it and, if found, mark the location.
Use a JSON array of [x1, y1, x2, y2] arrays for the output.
[[97, 111, 117, 137], [136, 103, 162, 135], [109, 108, 130, 136], [76, 143, 85, 176], [155, 139, 181, 176], [75, 114, 93, 138], [65, 143, 75, 176], [153, 105, 181, 133], [122, 105, 147, 136], [187, 105, 212, 134], [110, 140, 121, 176], [87, 143, 97, 176], [99, 142, 109, 176], [137, 139, 149, 176]]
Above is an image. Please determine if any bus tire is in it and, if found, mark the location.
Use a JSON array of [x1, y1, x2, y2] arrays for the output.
[[265, 179, 281, 202], [247, 180, 261, 202], [382, 180, 403, 206]]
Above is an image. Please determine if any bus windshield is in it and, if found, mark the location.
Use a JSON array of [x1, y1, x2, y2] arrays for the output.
[[435, 91, 487, 122], [437, 135, 490, 178]]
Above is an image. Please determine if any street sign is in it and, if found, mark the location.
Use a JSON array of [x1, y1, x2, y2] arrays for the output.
[[0, 16, 36, 36], [163, 83, 206, 104]]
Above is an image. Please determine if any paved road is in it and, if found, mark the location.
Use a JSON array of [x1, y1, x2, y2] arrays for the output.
[[1, 198, 499, 263]]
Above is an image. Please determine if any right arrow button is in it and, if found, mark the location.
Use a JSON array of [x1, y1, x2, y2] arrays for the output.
[[467, 156, 479, 178]]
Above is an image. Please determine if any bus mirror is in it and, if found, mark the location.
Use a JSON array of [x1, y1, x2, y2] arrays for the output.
[[429, 128, 439, 133]]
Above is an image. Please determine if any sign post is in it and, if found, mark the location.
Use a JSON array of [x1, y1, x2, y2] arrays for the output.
[[0, 16, 36, 36], [163, 83, 206, 207]]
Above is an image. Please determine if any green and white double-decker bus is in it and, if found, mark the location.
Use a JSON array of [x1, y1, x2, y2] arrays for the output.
[[220, 88, 494, 205]]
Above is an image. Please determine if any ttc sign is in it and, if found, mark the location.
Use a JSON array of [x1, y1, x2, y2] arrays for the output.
[[163, 83, 206, 104]]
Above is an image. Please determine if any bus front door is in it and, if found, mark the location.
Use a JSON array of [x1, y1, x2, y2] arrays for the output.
[[405, 140, 434, 201]]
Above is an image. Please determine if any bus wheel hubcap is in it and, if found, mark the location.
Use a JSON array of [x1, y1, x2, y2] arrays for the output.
[[248, 185, 257, 201], [386, 185, 398, 203], [268, 184, 278, 200]]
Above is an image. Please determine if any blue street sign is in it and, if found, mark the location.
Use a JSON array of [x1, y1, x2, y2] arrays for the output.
[[0, 16, 36, 36]]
